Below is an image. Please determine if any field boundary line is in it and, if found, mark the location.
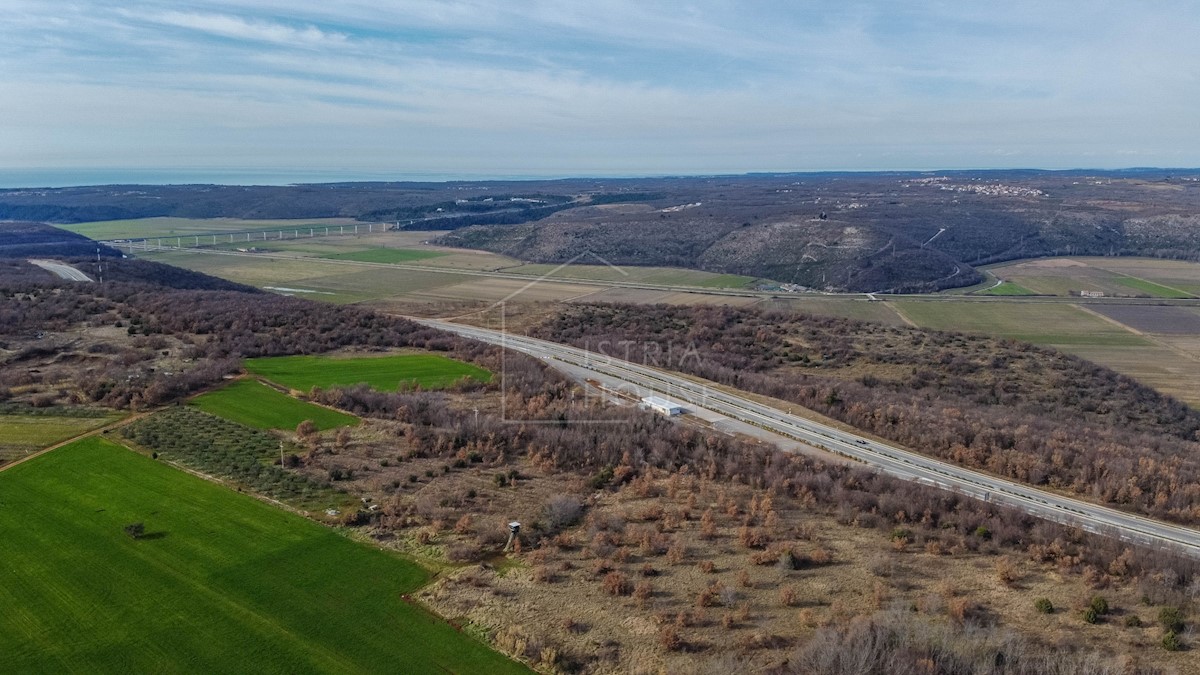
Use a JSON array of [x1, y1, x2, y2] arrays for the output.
[[1074, 304, 1200, 367], [0, 411, 149, 474], [882, 301, 919, 327]]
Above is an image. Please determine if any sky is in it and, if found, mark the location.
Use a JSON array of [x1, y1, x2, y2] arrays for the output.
[[2, 1, 1199, 182]]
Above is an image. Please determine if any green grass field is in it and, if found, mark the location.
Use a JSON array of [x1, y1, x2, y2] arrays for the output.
[[190, 380, 358, 431], [977, 281, 1036, 296], [321, 248, 447, 264], [61, 217, 362, 241], [0, 437, 528, 674], [1114, 276, 1195, 299], [503, 263, 757, 288], [245, 353, 492, 391]]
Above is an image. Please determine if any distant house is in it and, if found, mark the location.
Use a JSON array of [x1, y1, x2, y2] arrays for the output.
[[1077, 290, 1105, 298], [642, 395, 684, 416]]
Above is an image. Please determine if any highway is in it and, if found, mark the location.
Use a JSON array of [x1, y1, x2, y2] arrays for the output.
[[28, 259, 93, 282], [422, 318, 1200, 558]]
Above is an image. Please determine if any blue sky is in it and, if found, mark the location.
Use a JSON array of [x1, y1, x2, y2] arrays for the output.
[[2, 1, 1198, 179]]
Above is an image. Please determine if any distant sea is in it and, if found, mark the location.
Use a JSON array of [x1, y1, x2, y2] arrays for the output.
[[0, 168, 586, 189]]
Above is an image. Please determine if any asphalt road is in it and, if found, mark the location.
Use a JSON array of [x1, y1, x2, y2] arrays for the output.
[[28, 259, 93, 282], [423, 319, 1200, 558]]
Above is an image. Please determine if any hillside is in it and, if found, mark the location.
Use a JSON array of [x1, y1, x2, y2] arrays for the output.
[[6, 169, 1200, 291], [0, 222, 121, 259], [441, 170, 1200, 292]]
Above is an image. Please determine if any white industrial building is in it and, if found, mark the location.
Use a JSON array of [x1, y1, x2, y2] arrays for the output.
[[642, 395, 684, 416]]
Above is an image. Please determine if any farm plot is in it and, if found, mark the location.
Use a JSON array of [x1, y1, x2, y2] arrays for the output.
[[761, 297, 909, 325], [321, 248, 446, 264], [122, 407, 342, 511], [891, 301, 1148, 346], [1089, 305, 1200, 335], [245, 353, 491, 392], [276, 267, 471, 303], [990, 257, 1199, 298], [191, 379, 358, 431], [1079, 257, 1200, 296], [406, 278, 602, 303], [501, 263, 756, 288], [0, 437, 528, 674], [0, 410, 120, 464], [976, 281, 1036, 296], [62, 217, 362, 241]]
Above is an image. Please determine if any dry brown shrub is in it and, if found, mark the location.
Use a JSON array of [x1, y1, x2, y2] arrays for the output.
[[614, 546, 632, 564], [947, 597, 976, 626], [696, 587, 719, 608], [809, 546, 832, 565], [872, 581, 890, 609], [738, 569, 753, 588], [591, 559, 614, 577], [779, 586, 801, 607], [453, 513, 474, 534], [659, 626, 683, 651], [700, 509, 717, 540], [738, 526, 770, 549], [735, 603, 751, 622], [666, 539, 686, 565], [924, 539, 947, 555], [795, 522, 816, 541], [640, 563, 658, 577], [721, 612, 736, 629], [638, 503, 664, 522], [764, 510, 781, 532], [735, 632, 782, 651], [995, 557, 1019, 586], [603, 571, 632, 596], [698, 560, 716, 574], [538, 647, 559, 668], [414, 529, 433, 545], [634, 581, 653, 607], [533, 565, 555, 583]]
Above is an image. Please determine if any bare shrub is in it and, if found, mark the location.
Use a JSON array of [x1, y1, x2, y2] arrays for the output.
[[454, 513, 473, 534], [700, 509, 717, 539], [995, 557, 1020, 586], [780, 586, 801, 607], [544, 494, 584, 530], [603, 571, 632, 596], [634, 581, 653, 607], [659, 626, 683, 652], [667, 539, 687, 565]]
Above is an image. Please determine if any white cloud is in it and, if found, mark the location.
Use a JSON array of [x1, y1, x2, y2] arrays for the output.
[[130, 10, 348, 47], [1, 1, 1199, 174]]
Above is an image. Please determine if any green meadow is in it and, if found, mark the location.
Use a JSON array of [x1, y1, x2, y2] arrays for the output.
[[0, 437, 528, 674], [321, 248, 447, 264], [190, 379, 357, 430], [245, 353, 492, 391]]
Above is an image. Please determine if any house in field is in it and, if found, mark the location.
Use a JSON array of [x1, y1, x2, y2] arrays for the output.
[[642, 395, 684, 416]]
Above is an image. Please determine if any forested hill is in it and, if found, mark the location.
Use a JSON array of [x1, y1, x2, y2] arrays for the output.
[[5, 168, 1200, 291], [0, 222, 122, 259]]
